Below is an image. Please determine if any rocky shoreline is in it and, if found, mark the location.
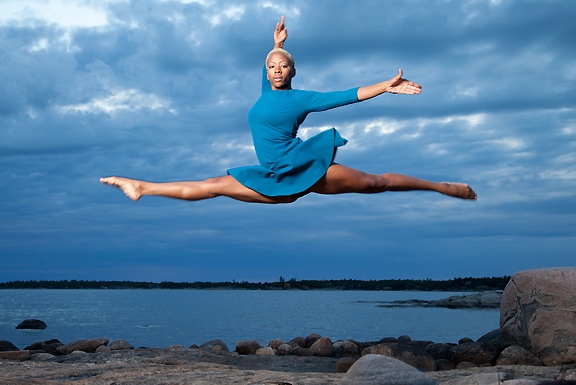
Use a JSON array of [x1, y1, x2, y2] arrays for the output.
[[1, 330, 575, 384], [3, 268, 576, 384]]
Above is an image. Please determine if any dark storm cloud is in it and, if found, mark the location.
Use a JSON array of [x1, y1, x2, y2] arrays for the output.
[[1, 0, 575, 282]]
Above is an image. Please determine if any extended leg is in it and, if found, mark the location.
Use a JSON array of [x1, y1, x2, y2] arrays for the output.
[[308, 164, 476, 199], [100, 176, 298, 204]]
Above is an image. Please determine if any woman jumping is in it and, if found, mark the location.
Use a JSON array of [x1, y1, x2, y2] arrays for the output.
[[101, 17, 476, 204]]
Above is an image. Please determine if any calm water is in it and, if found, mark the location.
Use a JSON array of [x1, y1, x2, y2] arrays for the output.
[[0, 290, 498, 350]]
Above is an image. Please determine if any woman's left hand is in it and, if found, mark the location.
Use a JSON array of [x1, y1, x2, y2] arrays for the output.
[[386, 69, 422, 95]]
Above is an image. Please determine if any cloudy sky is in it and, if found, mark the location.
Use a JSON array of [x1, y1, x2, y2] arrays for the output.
[[1, 0, 575, 283]]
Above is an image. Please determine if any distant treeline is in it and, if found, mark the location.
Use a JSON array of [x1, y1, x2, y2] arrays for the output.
[[0, 276, 510, 291]]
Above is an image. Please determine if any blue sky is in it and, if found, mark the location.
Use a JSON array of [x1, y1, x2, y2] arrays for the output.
[[1, 0, 575, 283]]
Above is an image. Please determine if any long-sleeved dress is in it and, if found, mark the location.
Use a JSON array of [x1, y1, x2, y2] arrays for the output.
[[227, 66, 360, 196]]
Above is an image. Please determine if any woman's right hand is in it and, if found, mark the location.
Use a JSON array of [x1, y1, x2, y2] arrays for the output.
[[274, 16, 287, 49]]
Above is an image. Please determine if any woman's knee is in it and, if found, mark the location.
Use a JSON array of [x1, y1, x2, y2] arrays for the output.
[[363, 174, 389, 193]]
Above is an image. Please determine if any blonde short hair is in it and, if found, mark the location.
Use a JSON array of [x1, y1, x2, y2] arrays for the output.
[[266, 48, 295, 68]]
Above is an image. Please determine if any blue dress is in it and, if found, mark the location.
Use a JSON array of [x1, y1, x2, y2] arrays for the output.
[[227, 66, 360, 196]]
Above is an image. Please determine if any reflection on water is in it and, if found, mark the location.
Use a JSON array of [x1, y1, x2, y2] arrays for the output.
[[0, 289, 498, 350]]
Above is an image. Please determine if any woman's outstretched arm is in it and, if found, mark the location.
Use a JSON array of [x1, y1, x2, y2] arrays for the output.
[[274, 16, 287, 49], [357, 69, 421, 101]]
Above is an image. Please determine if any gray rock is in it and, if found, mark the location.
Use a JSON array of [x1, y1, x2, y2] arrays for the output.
[[199, 339, 229, 352], [332, 341, 346, 358], [425, 343, 452, 361], [235, 339, 261, 355], [168, 345, 186, 349], [0, 350, 30, 361], [109, 339, 135, 351], [451, 341, 498, 366], [277, 344, 292, 356], [456, 361, 478, 369], [459, 337, 474, 344], [434, 359, 455, 370], [362, 342, 436, 372], [496, 346, 543, 366], [311, 337, 333, 357], [338, 354, 438, 385], [335, 357, 357, 373], [342, 340, 359, 357], [0, 341, 19, 352], [95, 346, 111, 353], [561, 369, 576, 380], [305, 333, 322, 348], [29, 353, 55, 361], [440, 373, 503, 385], [268, 339, 285, 350], [288, 336, 305, 349], [255, 347, 275, 356], [56, 338, 109, 354], [500, 267, 576, 366], [15, 319, 47, 330], [293, 347, 314, 356], [398, 335, 412, 342], [433, 291, 502, 309]]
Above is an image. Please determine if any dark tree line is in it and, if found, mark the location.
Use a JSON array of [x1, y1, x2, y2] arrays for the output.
[[0, 276, 510, 291]]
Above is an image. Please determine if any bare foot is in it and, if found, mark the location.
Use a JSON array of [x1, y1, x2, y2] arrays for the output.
[[440, 182, 477, 200], [100, 176, 142, 201]]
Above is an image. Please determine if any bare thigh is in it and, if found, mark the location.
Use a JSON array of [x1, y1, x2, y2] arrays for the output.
[[216, 175, 300, 204], [307, 164, 385, 195]]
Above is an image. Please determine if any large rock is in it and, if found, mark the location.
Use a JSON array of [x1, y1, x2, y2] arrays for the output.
[[57, 338, 109, 354], [451, 342, 498, 366], [361, 342, 436, 372], [15, 319, 47, 330], [310, 337, 333, 357], [500, 267, 576, 365], [235, 340, 261, 355], [339, 354, 438, 385], [305, 333, 322, 348], [424, 343, 452, 361], [0, 341, 19, 352], [109, 339, 135, 351], [199, 339, 229, 352], [496, 346, 543, 366], [0, 350, 30, 361], [276, 344, 292, 356], [288, 336, 305, 349]]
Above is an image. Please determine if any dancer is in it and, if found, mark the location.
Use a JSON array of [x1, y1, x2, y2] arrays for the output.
[[101, 16, 476, 204]]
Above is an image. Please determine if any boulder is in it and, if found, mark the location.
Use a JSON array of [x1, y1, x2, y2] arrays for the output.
[[339, 354, 438, 385], [288, 336, 305, 349], [56, 338, 109, 354], [29, 353, 55, 361], [496, 346, 543, 366], [458, 337, 474, 344], [500, 267, 576, 365], [305, 333, 322, 348], [451, 342, 498, 366], [476, 328, 503, 355], [332, 341, 345, 358], [15, 319, 47, 330], [199, 339, 229, 352], [398, 335, 412, 342], [95, 346, 111, 353], [235, 340, 261, 355], [169, 345, 185, 349], [431, 291, 502, 309], [109, 339, 135, 351], [425, 343, 452, 361], [440, 373, 508, 385], [456, 361, 478, 369], [361, 342, 436, 372], [268, 339, 285, 350], [0, 350, 30, 361], [310, 337, 333, 357], [342, 340, 359, 357], [434, 359, 455, 371], [276, 344, 292, 356], [292, 347, 314, 357], [335, 357, 357, 373], [40, 341, 63, 355], [0, 341, 19, 352], [255, 347, 275, 356]]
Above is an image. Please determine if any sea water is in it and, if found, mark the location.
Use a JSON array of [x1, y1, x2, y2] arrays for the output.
[[0, 289, 498, 350]]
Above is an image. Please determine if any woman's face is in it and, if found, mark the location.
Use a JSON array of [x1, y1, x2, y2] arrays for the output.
[[266, 52, 294, 90]]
